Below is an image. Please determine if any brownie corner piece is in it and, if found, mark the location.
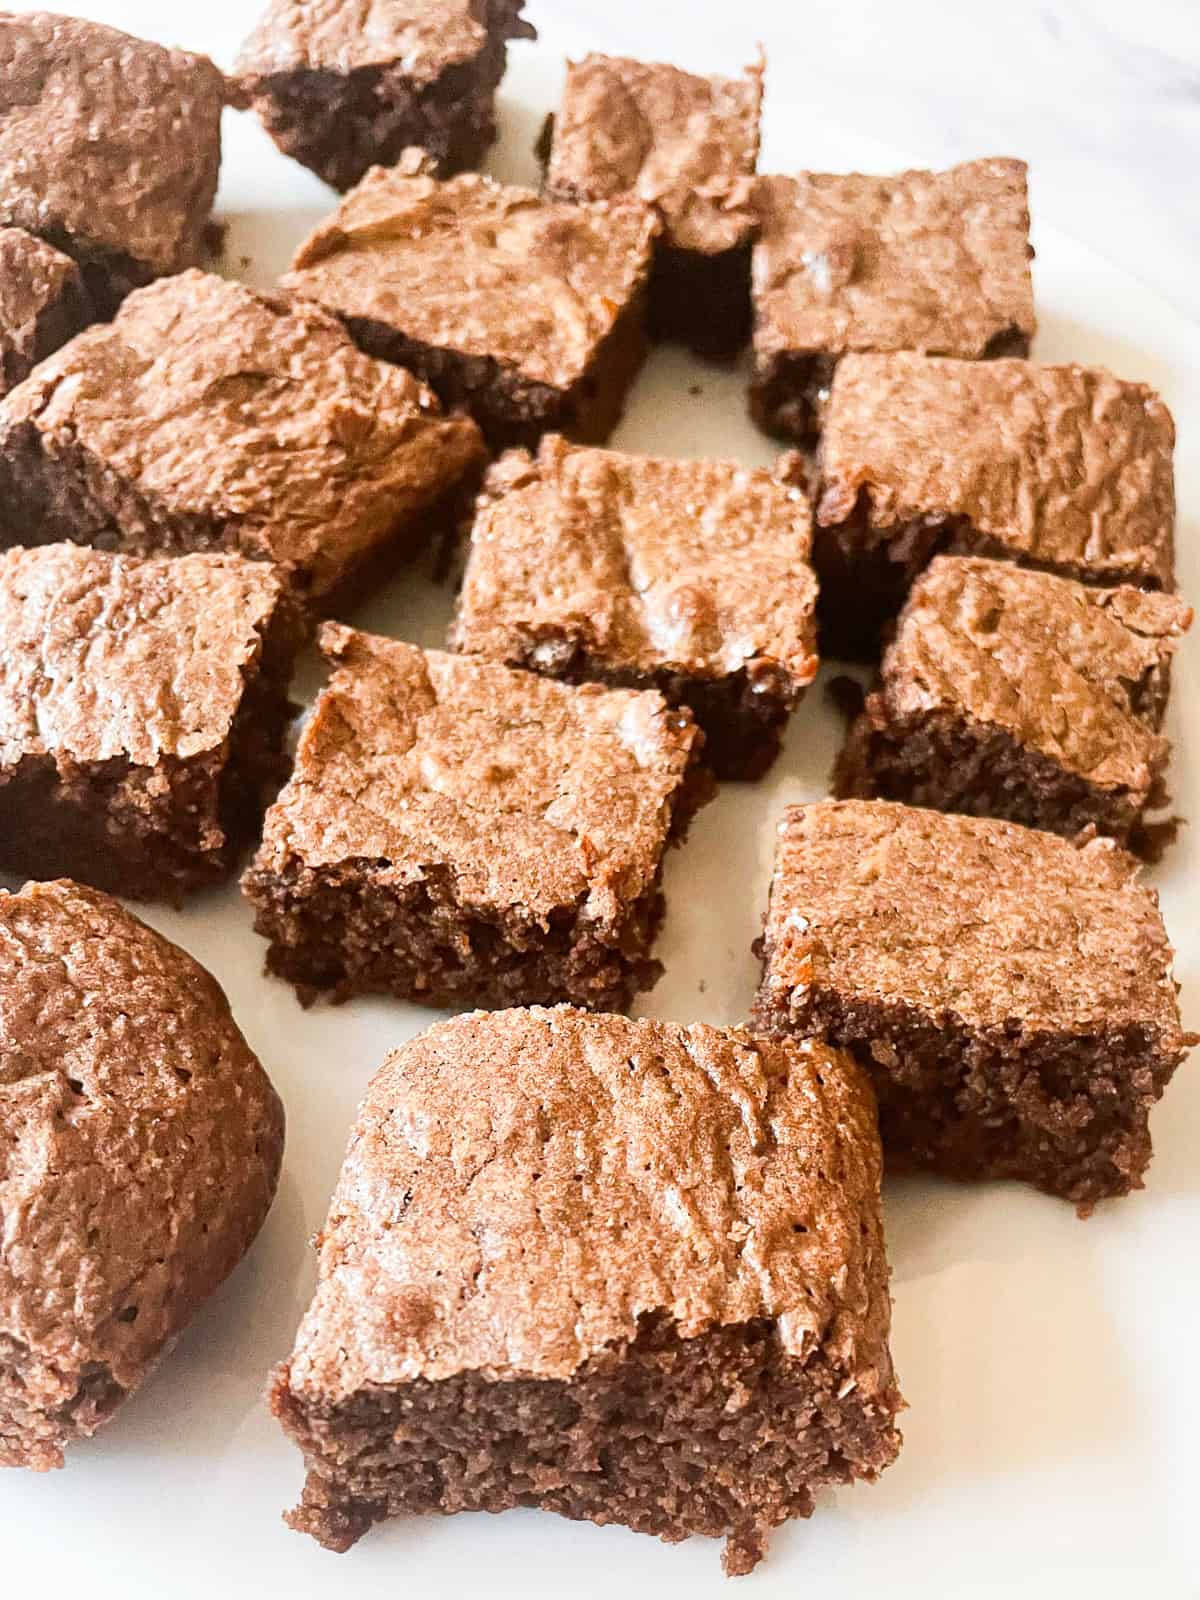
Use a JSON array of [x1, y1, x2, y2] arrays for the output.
[[0, 543, 303, 903], [234, 0, 534, 192], [834, 554, 1192, 851], [750, 157, 1035, 443], [451, 435, 819, 779], [282, 164, 658, 449], [271, 1007, 902, 1568], [0, 878, 283, 1469], [0, 228, 93, 398], [543, 52, 763, 361], [242, 626, 712, 1011], [0, 12, 225, 313], [813, 354, 1177, 659], [752, 799, 1193, 1207]]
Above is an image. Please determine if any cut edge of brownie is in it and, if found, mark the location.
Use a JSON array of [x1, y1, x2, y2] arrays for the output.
[[0, 248, 94, 398], [271, 1310, 903, 1574], [749, 973, 1190, 1212], [646, 241, 754, 364], [0, 586, 303, 904], [242, 731, 714, 1010], [0, 1333, 128, 1473]]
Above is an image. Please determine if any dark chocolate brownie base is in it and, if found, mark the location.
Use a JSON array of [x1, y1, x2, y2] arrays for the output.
[[646, 242, 753, 364], [332, 290, 650, 452], [833, 704, 1167, 854], [750, 982, 1179, 1209], [245, 756, 712, 1009], [273, 1312, 901, 1575], [0, 600, 299, 903]]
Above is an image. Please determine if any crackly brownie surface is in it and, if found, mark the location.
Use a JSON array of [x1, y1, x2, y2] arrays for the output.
[[0, 13, 225, 309], [272, 1006, 902, 1571], [235, 0, 534, 189], [818, 355, 1176, 588], [244, 626, 709, 1010], [753, 160, 1034, 368], [282, 161, 658, 445], [0, 544, 301, 900], [836, 556, 1191, 845], [0, 229, 92, 398], [451, 436, 818, 777], [544, 53, 761, 255], [0, 270, 484, 606], [0, 879, 284, 1470], [753, 800, 1192, 1204]]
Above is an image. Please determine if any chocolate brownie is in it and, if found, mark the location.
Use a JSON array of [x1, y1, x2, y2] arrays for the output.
[[271, 1006, 902, 1572], [243, 625, 712, 1011], [0, 271, 485, 611], [0, 229, 92, 398], [234, 0, 534, 191], [0, 878, 284, 1470], [450, 436, 819, 779], [0, 13, 226, 315], [751, 800, 1194, 1208], [814, 354, 1177, 658], [0, 544, 302, 903], [835, 556, 1192, 852], [750, 159, 1035, 442], [282, 155, 659, 449], [542, 53, 762, 361]]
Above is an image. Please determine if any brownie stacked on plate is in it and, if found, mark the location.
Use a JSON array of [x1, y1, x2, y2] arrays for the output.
[[0, 1, 1194, 1585]]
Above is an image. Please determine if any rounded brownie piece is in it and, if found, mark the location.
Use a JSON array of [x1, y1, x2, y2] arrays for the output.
[[272, 1006, 902, 1572], [0, 880, 285, 1471]]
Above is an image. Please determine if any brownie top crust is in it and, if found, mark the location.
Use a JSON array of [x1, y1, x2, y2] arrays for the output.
[[761, 800, 1186, 1040], [818, 354, 1176, 589], [0, 270, 484, 599], [753, 158, 1035, 360], [0, 544, 290, 770], [880, 556, 1191, 795], [545, 53, 762, 255], [255, 624, 702, 920], [0, 228, 87, 376], [0, 878, 284, 1406], [0, 12, 225, 279], [283, 161, 660, 390], [282, 1005, 892, 1402], [452, 435, 819, 684], [236, 0, 533, 80]]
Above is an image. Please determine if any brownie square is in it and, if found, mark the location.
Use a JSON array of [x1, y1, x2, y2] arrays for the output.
[[0, 13, 226, 315], [750, 159, 1035, 442], [282, 156, 659, 449], [542, 53, 763, 361], [0, 270, 485, 611], [235, 0, 534, 192], [0, 544, 303, 904], [751, 800, 1194, 1208], [814, 354, 1177, 658], [243, 626, 713, 1010], [450, 435, 819, 779], [271, 1006, 903, 1571], [1, 879, 284, 1470], [0, 229, 92, 399], [835, 555, 1192, 852]]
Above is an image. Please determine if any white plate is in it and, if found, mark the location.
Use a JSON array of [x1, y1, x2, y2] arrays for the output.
[[4, 6, 1199, 1598]]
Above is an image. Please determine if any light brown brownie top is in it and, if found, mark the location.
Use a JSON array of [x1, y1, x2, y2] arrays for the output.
[[0, 271, 484, 600], [760, 800, 1187, 1040], [235, 0, 532, 80], [0, 228, 88, 392], [283, 161, 659, 391], [281, 1005, 893, 1401], [451, 435, 818, 686], [0, 879, 284, 1426], [817, 354, 1176, 589], [252, 625, 705, 921], [0, 544, 291, 771], [752, 159, 1035, 361], [875, 556, 1191, 797], [544, 53, 762, 256], [0, 12, 225, 279]]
